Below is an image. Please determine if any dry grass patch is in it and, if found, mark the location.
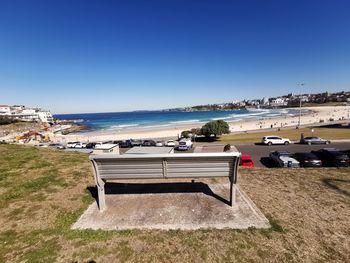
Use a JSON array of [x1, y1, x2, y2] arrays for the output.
[[0, 144, 349, 262]]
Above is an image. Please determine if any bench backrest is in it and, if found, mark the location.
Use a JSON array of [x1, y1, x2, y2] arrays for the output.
[[90, 152, 241, 181]]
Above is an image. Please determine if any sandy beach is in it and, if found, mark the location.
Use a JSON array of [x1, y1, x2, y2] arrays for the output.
[[47, 106, 350, 143]]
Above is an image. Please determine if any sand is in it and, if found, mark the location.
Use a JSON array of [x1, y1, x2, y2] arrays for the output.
[[45, 106, 350, 143]]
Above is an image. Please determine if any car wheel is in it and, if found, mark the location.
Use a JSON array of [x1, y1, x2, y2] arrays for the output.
[[268, 142, 272, 146], [308, 141, 311, 145], [284, 141, 289, 145], [325, 141, 329, 144]]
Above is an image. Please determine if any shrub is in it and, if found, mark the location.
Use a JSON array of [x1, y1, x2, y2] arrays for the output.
[[200, 120, 230, 137]]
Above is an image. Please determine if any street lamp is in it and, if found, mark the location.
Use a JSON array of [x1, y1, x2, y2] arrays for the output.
[[297, 83, 305, 127]]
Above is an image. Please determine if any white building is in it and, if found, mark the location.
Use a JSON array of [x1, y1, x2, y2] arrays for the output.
[[0, 104, 54, 123], [37, 111, 54, 122], [0, 105, 11, 115], [262, 97, 269, 105], [270, 98, 288, 106]]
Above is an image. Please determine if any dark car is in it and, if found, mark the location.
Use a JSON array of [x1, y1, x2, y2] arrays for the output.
[[311, 148, 350, 167], [48, 143, 65, 149], [342, 149, 350, 158], [293, 152, 322, 168], [85, 142, 97, 149], [130, 139, 142, 147], [142, 140, 156, 147], [118, 140, 132, 148], [300, 136, 330, 145]]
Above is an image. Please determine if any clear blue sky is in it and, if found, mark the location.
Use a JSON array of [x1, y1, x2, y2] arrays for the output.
[[1, 0, 349, 114]]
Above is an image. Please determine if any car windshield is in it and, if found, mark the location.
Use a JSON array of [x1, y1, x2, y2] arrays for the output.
[[332, 152, 348, 158]]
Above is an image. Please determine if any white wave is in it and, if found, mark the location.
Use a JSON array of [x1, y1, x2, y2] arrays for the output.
[[141, 124, 172, 129], [73, 119, 84, 123], [170, 119, 200, 124], [211, 116, 233, 120], [265, 114, 281, 117], [246, 108, 270, 112], [109, 124, 139, 129]]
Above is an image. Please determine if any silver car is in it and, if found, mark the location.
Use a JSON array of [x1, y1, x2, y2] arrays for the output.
[[300, 137, 330, 145], [269, 151, 300, 168]]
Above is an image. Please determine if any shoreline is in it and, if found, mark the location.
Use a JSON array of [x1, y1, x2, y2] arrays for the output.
[[49, 106, 349, 143]]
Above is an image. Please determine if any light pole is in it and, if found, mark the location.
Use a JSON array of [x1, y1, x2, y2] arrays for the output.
[[297, 83, 305, 127]]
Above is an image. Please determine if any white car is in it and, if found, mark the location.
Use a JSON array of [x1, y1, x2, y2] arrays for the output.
[[66, 141, 80, 148], [269, 151, 300, 168], [177, 138, 193, 151], [166, 140, 176, 147], [262, 136, 291, 146], [73, 142, 86, 148], [156, 141, 164, 147]]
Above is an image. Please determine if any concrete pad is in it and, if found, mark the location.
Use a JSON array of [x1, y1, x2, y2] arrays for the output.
[[73, 182, 270, 230]]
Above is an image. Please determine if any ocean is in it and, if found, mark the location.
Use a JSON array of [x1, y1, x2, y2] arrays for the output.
[[54, 108, 301, 132]]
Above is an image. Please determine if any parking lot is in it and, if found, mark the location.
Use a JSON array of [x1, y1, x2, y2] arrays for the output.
[[236, 142, 350, 168]]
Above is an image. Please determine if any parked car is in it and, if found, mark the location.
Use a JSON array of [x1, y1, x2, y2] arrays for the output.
[[37, 143, 49, 148], [66, 141, 80, 148], [300, 136, 330, 145], [118, 140, 132, 148], [165, 140, 176, 147], [292, 152, 322, 167], [48, 143, 65, 149], [142, 140, 156, 147], [155, 141, 164, 147], [130, 139, 142, 147], [85, 142, 97, 149], [311, 148, 350, 167], [239, 155, 255, 167], [177, 138, 193, 151], [74, 142, 86, 148], [342, 149, 350, 158], [269, 151, 300, 168], [262, 136, 291, 146]]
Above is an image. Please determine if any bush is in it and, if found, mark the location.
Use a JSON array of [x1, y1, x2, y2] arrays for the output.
[[0, 116, 17, 125], [200, 120, 230, 137], [181, 130, 191, 138]]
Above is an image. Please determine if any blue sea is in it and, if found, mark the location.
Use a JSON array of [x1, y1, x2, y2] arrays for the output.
[[54, 108, 301, 132]]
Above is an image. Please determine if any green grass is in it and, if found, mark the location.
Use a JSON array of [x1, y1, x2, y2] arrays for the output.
[[215, 127, 350, 144], [0, 144, 349, 262]]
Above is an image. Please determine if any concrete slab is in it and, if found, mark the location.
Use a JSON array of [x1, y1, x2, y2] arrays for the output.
[[73, 182, 270, 230]]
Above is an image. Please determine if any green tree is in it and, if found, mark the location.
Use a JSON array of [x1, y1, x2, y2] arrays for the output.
[[181, 130, 191, 138], [200, 120, 230, 137]]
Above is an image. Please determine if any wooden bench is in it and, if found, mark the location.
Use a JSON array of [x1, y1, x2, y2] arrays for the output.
[[90, 152, 241, 211]]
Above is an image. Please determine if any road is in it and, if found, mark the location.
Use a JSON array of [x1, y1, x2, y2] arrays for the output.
[[236, 142, 350, 167]]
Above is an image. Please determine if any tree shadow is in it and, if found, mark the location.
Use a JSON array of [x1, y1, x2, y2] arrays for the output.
[[322, 178, 350, 197], [194, 137, 219, 142], [87, 181, 230, 206]]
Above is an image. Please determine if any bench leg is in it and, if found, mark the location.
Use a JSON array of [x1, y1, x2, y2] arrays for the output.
[[229, 178, 236, 207], [97, 179, 106, 211]]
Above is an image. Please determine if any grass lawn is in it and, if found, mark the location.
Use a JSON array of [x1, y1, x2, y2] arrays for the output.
[[216, 127, 350, 144], [0, 144, 349, 262]]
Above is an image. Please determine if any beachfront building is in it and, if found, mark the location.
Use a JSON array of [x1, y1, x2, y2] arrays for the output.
[[270, 98, 288, 107], [0, 105, 11, 115], [0, 104, 54, 123]]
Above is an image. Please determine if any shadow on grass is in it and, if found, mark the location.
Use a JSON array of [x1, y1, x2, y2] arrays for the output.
[[87, 181, 231, 206], [260, 157, 276, 168], [322, 178, 350, 197], [194, 137, 219, 142], [314, 123, 350, 129]]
